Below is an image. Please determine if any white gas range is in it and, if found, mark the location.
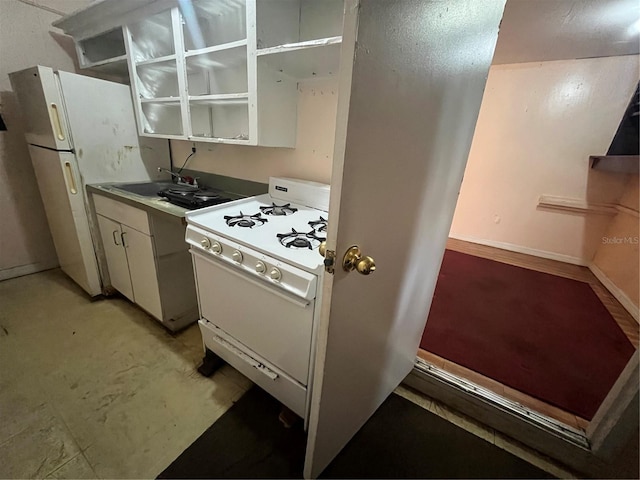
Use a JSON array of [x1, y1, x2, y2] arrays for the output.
[[185, 178, 330, 419]]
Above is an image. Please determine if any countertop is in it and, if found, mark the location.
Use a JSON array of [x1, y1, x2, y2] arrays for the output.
[[87, 183, 190, 221]]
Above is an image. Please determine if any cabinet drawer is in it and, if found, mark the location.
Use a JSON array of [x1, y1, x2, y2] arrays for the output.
[[199, 319, 307, 418], [93, 194, 150, 234]]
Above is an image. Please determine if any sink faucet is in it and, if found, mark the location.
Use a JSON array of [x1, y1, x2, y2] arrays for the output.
[[158, 167, 199, 188]]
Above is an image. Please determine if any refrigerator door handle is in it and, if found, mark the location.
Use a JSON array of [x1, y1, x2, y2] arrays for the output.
[[63, 161, 77, 194], [50, 103, 66, 141]]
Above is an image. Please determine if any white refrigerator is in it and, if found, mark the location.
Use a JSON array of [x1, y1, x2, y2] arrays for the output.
[[9, 65, 170, 296]]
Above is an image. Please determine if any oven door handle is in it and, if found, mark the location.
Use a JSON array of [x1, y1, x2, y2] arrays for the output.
[[190, 249, 311, 308]]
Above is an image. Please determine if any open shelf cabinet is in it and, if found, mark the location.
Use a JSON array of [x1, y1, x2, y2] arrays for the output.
[[123, 0, 344, 146], [182, 0, 247, 52], [73, 27, 129, 79]]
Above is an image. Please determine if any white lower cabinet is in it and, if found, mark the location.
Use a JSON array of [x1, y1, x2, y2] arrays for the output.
[[94, 194, 198, 330], [121, 225, 162, 319], [96, 212, 163, 320], [96, 215, 134, 301]]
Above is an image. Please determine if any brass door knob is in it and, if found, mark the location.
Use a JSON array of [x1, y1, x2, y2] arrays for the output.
[[319, 241, 327, 257], [343, 246, 376, 275]]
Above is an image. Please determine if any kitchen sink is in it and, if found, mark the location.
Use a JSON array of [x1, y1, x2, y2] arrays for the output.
[[112, 181, 186, 197]]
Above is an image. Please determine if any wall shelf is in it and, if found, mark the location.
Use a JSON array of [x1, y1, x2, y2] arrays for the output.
[[140, 97, 182, 104], [85, 54, 128, 68], [189, 136, 251, 145], [257, 36, 342, 56], [189, 93, 249, 105], [83, 56, 129, 79], [185, 39, 248, 58], [257, 38, 342, 79], [136, 54, 177, 66]]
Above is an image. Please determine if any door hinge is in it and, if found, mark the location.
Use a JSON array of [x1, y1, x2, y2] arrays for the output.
[[324, 250, 336, 274]]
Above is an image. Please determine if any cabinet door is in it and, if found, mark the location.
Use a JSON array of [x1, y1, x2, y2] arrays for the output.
[[122, 226, 163, 320], [97, 215, 133, 301]]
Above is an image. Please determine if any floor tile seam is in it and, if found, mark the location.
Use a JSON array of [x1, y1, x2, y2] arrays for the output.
[[0, 423, 31, 449], [0, 381, 59, 448], [42, 451, 83, 478], [43, 396, 87, 460], [78, 447, 100, 478]]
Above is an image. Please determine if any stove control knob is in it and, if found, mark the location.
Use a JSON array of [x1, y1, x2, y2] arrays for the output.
[[255, 261, 266, 274], [269, 267, 282, 281], [232, 250, 243, 263], [200, 237, 211, 249], [211, 241, 222, 254]]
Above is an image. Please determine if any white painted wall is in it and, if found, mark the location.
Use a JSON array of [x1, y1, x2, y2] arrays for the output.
[[0, 0, 89, 281], [171, 77, 337, 185], [450, 55, 639, 264]]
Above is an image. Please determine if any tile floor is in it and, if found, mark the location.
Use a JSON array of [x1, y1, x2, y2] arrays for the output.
[[0, 269, 251, 479], [394, 385, 578, 479], [1, 268, 575, 479]]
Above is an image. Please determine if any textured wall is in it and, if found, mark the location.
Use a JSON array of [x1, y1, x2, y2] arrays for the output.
[[0, 0, 88, 280], [450, 55, 639, 263]]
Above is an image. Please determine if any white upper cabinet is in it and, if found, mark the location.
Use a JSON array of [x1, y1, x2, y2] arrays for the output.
[[182, 0, 247, 51], [253, 0, 344, 147], [75, 28, 128, 77], [125, 9, 186, 139], [181, 0, 251, 143], [54, 0, 344, 147], [256, 0, 344, 78]]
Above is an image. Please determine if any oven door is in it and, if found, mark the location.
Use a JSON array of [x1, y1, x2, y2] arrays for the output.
[[191, 249, 314, 385]]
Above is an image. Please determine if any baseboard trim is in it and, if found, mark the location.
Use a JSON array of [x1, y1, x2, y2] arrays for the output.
[[0, 261, 59, 282], [448, 234, 588, 266], [589, 263, 639, 323]]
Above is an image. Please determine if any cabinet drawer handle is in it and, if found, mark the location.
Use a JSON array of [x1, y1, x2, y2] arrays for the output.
[[120, 231, 127, 247], [63, 161, 77, 194], [50, 103, 65, 141], [112, 230, 120, 245]]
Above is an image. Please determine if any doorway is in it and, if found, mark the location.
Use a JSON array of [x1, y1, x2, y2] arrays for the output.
[[411, 0, 639, 458]]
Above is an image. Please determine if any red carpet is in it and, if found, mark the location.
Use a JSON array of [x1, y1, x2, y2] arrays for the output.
[[420, 250, 636, 420]]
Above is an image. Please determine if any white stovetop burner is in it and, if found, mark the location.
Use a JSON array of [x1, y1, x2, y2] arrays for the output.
[[185, 178, 330, 273]]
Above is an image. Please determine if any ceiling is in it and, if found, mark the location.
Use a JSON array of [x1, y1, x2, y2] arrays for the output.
[[492, 0, 640, 64]]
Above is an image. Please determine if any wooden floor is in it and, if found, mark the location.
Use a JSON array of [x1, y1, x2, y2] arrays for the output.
[[418, 238, 639, 431]]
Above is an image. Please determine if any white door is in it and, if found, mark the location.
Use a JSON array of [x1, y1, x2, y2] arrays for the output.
[[122, 226, 162, 320], [304, 1, 506, 477], [97, 215, 134, 301], [8, 66, 72, 151], [28, 147, 102, 296]]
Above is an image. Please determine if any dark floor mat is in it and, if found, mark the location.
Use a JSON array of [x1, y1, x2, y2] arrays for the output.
[[421, 250, 635, 420], [158, 387, 553, 479]]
